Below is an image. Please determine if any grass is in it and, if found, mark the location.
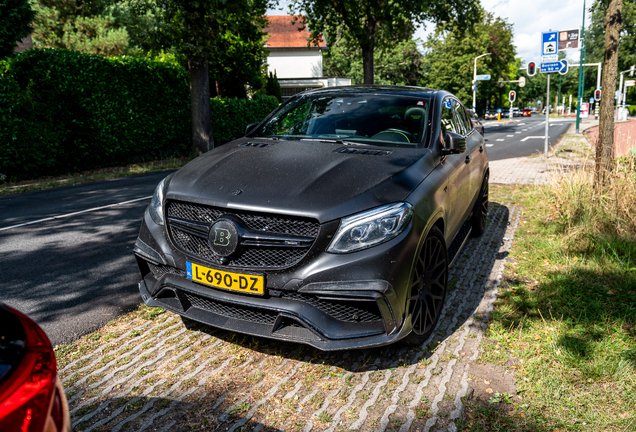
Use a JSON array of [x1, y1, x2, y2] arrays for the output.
[[466, 178, 636, 431], [0, 157, 191, 196]]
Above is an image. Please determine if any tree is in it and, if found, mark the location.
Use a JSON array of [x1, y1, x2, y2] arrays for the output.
[[291, 0, 481, 85], [420, 10, 516, 111], [0, 0, 35, 59], [324, 33, 424, 86], [595, 0, 624, 185]]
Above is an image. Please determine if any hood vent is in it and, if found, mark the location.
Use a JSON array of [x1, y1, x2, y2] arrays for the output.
[[240, 142, 272, 148], [336, 147, 392, 156]]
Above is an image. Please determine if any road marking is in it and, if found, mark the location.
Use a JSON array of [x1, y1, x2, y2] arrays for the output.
[[506, 134, 514, 137], [486, 144, 494, 147], [0, 196, 152, 232], [496, 139, 505, 142], [518, 123, 526, 125], [516, 131, 522, 134], [520, 136, 546, 142], [522, 129, 528, 131]]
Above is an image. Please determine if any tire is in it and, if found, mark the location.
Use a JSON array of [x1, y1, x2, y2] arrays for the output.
[[470, 172, 489, 237], [403, 226, 448, 346]]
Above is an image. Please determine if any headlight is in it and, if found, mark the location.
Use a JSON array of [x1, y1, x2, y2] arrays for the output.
[[327, 203, 413, 253], [148, 176, 170, 226]]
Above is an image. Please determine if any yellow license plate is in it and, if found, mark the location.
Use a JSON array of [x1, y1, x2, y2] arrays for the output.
[[186, 261, 265, 295]]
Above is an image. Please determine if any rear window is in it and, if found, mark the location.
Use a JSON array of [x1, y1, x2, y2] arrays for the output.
[[251, 93, 431, 147]]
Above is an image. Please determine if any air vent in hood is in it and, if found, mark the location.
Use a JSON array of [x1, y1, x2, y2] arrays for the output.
[[239, 142, 273, 148], [336, 148, 392, 156]]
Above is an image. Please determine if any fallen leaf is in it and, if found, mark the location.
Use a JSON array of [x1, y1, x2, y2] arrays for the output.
[[619, 412, 629, 419], [535, 336, 541, 340], [511, 365, 519, 369], [486, 388, 494, 394], [484, 380, 490, 385], [607, 290, 617, 295]]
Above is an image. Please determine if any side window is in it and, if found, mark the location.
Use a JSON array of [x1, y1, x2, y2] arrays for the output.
[[440, 98, 461, 135], [450, 104, 466, 135], [458, 106, 474, 135]]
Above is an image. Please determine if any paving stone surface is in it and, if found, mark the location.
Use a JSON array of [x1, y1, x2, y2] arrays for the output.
[[58, 193, 521, 432]]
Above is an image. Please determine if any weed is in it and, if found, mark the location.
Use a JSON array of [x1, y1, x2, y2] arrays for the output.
[[488, 392, 513, 405], [317, 412, 332, 422]]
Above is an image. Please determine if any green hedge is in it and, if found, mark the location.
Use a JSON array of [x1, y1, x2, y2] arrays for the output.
[[0, 49, 279, 182], [211, 96, 279, 145]]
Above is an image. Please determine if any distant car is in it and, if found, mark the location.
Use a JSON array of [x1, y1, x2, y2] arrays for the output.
[[0, 304, 71, 432], [467, 109, 485, 136], [502, 109, 510, 117], [484, 110, 498, 120], [512, 108, 520, 117], [521, 109, 532, 117]]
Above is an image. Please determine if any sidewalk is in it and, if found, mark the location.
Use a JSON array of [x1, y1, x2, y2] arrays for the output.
[[489, 121, 594, 185]]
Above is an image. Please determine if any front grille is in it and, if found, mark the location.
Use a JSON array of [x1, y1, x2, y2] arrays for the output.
[[281, 292, 383, 323], [166, 201, 320, 269], [183, 292, 278, 325], [148, 262, 186, 279]]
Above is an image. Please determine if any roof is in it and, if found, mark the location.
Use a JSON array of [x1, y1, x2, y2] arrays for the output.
[[265, 16, 326, 49]]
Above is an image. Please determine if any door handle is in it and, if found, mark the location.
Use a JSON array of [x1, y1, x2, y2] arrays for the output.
[[465, 156, 472, 164]]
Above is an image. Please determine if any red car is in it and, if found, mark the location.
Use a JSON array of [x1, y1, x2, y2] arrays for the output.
[[521, 109, 532, 117], [0, 304, 71, 432]]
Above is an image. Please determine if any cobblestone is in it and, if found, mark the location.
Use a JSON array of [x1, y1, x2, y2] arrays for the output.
[[60, 193, 522, 432]]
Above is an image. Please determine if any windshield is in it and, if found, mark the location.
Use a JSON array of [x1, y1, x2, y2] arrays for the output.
[[251, 93, 431, 146]]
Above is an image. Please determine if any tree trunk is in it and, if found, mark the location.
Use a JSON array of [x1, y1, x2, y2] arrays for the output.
[[362, 42, 374, 85], [595, 0, 623, 186], [189, 57, 214, 155]]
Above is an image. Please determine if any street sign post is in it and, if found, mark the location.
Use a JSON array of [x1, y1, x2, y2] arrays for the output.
[[475, 74, 491, 80], [558, 29, 580, 50]]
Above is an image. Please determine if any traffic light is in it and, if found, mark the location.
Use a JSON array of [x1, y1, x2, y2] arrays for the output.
[[527, 62, 536, 76], [472, 80, 478, 92], [594, 89, 601, 101], [509, 91, 516, 103]]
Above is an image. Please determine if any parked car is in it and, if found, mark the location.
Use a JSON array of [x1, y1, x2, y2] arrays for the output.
[[521, 109, 532, 117], [502, 109, 510, 117], [467, 109, 485, 136], [134, 86, 489, 350], [512, 108, 520, 117], [0, 304, 71, 432]]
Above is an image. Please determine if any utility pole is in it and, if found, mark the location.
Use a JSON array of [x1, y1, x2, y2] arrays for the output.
[[575, 0, 587, 134], [558, 75, 562, 115]]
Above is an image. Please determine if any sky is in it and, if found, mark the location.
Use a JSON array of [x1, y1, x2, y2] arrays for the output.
[[267, 0, 592, 64]]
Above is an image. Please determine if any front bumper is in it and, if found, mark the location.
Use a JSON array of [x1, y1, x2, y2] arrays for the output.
[[134, 207, 421, 351]]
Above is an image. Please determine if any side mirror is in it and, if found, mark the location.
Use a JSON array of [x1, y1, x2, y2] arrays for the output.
[[245, 122, 259, 136], [441, 132, 466, 156]]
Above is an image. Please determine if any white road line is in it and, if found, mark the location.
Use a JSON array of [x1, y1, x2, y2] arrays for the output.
[[506, 135, 514, 137], [518, 123, 526, 125], [520, 136, 546, 142], [486, 144, 494, 147], [0, 196, 152, 232], [496, 139, 505, 142], [515, 131, 522, 134]]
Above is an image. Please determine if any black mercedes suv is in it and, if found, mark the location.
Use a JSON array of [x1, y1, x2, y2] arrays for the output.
[[133, 86, 489, 350]]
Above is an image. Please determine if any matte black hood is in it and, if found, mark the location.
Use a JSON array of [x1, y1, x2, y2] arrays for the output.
[[166, 139, 433, 223]]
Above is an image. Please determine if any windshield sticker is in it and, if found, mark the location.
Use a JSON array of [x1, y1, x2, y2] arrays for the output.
[[417, 101, 424, 106]]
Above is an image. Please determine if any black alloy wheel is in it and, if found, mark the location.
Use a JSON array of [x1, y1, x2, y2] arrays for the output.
[[470, 172, 489, 237], [404, 226, 448, 346]]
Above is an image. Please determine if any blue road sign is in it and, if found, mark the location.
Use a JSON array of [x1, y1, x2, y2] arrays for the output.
[[497, 108, 502, 113], [540, 59, 568, 74], [589, 97, 595, 103], [542, 32, 558, 56]]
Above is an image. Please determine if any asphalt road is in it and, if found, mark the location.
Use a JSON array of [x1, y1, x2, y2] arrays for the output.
[[0, 171, 175, 346], [482, 116, 574, 161], [0, 118, 572, 347]]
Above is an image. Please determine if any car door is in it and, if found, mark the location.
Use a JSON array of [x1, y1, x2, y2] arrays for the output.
[[440, 97, 472, 242], [457, 105, 485, 211]]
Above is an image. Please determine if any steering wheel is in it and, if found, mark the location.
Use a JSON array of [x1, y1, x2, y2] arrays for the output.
[[370, 128, 416, 143]]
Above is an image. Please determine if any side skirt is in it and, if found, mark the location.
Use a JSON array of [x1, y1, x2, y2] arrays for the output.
[[447, 221, 472, 268]]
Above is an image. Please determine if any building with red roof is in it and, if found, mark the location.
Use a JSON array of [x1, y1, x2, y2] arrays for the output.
[[265, 16, 350, 99]]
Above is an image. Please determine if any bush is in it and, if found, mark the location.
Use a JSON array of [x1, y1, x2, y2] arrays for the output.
[[0, 49, 280, 182], [210, 95, 279, 145]]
